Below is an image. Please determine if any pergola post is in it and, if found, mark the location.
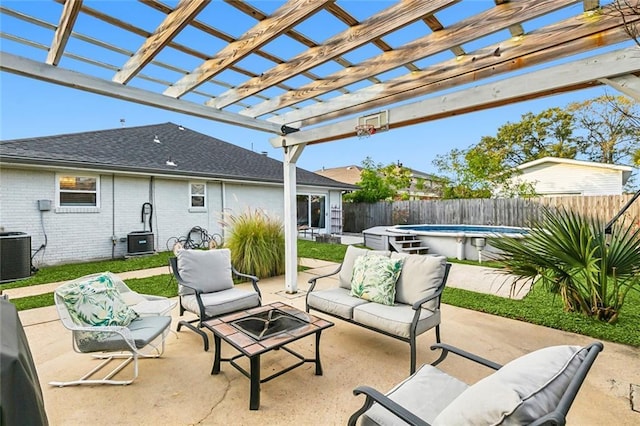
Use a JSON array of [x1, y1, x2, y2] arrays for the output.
[[282, 143, 305, 293]]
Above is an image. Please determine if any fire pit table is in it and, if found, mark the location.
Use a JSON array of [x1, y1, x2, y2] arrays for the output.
[[202, 302, 334, 410]]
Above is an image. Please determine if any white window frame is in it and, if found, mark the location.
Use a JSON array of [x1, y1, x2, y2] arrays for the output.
[[189, 181, 207, 210], [55, 173, 100, 208], [296, 193, 327, 229]]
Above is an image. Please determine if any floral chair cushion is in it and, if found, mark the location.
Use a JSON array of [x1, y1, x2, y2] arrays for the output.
[[56, 272, 139, 327]]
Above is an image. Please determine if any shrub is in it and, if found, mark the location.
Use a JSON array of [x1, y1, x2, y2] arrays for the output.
[[490, 207, 640, 323], [222, 209, 285, 278]]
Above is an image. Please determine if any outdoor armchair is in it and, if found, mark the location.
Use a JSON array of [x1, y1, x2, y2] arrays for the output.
[[169, 248, 261, 351], [348, 342, 604, 426], [50, 272, 171, 387]]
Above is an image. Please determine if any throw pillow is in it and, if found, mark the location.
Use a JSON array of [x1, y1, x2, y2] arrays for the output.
[[338, 246, 391, 289], [56, 272, 139, 327], [433, 345, 587, 425], [176, 248, 234, 294], [350, 254, 403, 305], [393, 254, 447, 308]]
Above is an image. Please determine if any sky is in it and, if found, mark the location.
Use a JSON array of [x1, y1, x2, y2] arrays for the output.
[[0, 0, 635, 177]]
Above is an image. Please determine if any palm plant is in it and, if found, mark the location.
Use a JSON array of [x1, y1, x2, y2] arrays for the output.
[[221, 208, 285, 278], [490, 207, 640, 323]]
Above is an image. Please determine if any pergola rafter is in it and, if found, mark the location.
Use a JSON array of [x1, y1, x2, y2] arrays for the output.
[[242, 0, 578, 119]]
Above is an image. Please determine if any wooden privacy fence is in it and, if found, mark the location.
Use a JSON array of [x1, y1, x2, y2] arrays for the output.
[[342, 195, 640, 233]]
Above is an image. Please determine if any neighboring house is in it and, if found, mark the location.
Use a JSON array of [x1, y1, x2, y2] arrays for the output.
[[315, 164, 443, 199], [0, 123, 354, 266], [502, 157, 633, 197]]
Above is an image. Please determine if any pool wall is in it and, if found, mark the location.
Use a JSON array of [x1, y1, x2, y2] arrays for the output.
[[362, 224, 527, 261]]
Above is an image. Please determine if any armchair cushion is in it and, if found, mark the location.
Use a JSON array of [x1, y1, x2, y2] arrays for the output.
[[338, 246, 391, 289], [176, 248, 234, 294], [391, 254, 447, 308], [433, 345, 587, 425], [363, 363, 468, 425], [56, 273, 139, 327], [75, 316, 171, 353], [180, 287, 260, 318], [350, 255, 403, 306]]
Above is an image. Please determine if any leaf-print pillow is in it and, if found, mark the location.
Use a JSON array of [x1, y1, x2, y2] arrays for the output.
[[56, 272, 139, 327], [350, 255, 403, 305]]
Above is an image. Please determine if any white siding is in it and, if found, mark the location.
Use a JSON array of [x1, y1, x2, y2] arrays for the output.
[[223, 183, 284, 221], [518, 163, 624, 196], [1, 166, 343, 266]]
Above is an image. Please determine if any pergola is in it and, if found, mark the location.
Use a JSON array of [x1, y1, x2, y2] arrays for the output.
[[1, 0, 639, 292]]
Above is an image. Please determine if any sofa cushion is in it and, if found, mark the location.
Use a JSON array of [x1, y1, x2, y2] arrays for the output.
[[177, 248, 234, 295], [363, 363, 469, 426], [433, 345, 588, 425], [307, 288, 369, 320], [338, 246, 391, 289], [393, 254, 447, 308], [353, 302, 440, 339], [350, 255, 403, 306], [56, 272, 139, 327]]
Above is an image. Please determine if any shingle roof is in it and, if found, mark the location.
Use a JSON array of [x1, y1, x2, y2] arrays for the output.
[[0, 122, 354, 189]]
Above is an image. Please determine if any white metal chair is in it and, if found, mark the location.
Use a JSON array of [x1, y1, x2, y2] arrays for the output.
[[50, 273, 171, 387]]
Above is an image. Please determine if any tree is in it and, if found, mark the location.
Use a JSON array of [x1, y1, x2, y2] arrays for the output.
[[434, 108, 579, 198], [568, 95, 640, 165], [344, 157, 412, 203], [435, 97, 639, 198]]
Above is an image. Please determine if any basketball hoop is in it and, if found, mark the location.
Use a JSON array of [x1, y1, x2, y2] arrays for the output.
[[355, 124, 376, 139]]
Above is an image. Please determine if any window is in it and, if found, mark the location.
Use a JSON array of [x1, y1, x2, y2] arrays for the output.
[[190, 182, 206, 208], [297, 194, 326, 228], [56, 174, 99, 207]]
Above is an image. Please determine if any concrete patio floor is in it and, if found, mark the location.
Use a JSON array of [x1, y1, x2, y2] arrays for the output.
[[16, 261, 640, 425]]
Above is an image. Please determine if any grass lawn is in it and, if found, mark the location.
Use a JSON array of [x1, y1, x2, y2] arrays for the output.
[[6, 239, 639, 347]]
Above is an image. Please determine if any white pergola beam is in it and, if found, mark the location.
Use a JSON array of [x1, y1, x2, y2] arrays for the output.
[[271, 47, 640, 147], [0, 52, 281, 134], [599, 74, 640, 101]]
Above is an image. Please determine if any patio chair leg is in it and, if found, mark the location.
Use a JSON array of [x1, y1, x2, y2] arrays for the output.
[[410, 339, 416, 375], [435, 325, 441, 343], [177, 320, 210, 351]]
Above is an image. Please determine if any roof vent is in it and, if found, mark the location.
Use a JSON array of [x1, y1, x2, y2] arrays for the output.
[[165, 158, 177, 167], [153, 135, 161, 143], [177, 125, 185, 130], [261, 151, 268, 156]]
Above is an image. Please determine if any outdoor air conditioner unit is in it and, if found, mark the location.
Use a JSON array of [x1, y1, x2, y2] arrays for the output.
[[127, 231, 154, 255]]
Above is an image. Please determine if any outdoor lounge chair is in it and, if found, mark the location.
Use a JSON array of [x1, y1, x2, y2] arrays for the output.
[[50, 273, 171, 387], [348, 342, 603, 426], [169, 248, 261, 351]]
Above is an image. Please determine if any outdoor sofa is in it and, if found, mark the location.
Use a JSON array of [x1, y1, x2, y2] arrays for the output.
[[306, 245, 451, 374]]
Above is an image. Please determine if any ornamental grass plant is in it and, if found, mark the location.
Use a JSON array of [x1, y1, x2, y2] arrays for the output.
[[222, 208, 285, 278], [490, 207, 640, 323]]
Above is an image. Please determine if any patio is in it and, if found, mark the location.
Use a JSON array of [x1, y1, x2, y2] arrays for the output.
[[17, 261, 640, 425]]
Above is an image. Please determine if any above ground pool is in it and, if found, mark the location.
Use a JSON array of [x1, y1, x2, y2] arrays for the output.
[[362, 224, 529, 261], [390, 224, 528, 236]]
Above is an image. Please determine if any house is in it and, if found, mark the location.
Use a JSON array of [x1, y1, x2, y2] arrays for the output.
[[0, 123, 354, 266], [315, 164, 443, 199], [505, 157, 633, 196]]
